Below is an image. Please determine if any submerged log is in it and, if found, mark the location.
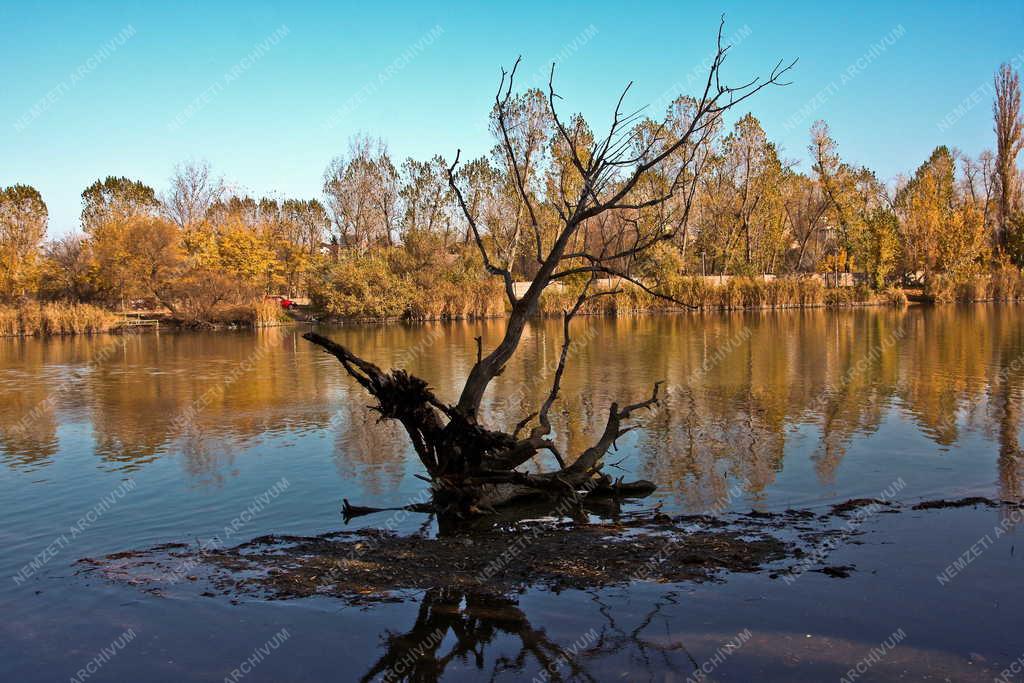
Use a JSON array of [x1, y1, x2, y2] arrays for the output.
[[340, 498, 437, 523]]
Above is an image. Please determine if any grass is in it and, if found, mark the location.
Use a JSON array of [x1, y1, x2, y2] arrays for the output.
[[924, 266, 1024, 303], [0, 302, 121, 336], [537, 276, 902, 314], [209, 299, 291, 327], [404, 280, 507, 321], [0, 298, 293, 335]]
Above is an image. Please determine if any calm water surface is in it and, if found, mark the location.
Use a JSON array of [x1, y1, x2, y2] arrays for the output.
[[1, 306, 1022, 681]]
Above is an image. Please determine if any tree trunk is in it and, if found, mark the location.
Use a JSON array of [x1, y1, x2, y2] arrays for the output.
[[304, 22, 792, 524], [304, 332, 659, 518]]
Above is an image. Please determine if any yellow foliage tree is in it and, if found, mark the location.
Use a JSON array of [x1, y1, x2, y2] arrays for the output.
[[0, 185, 48, 301], [216, 219, 280, 292]]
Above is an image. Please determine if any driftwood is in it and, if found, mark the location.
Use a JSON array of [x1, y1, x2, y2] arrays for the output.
[[306, 331, 660, 514], [306, 20, 791, 521]]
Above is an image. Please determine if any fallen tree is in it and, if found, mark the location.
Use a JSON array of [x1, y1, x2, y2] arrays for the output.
[[305, 20, 793, 519]]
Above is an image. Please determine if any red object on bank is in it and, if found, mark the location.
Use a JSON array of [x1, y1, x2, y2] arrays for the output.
[[266, 296, 294, 309]]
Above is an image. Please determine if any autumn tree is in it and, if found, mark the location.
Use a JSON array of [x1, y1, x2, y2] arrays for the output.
[[162, 161, 224, 231], [85, 214, 184, 308], [304, 21, 794, 518], [124, 216, 185, 303], [269, 198, 330, 296], [700, 113, 785, 275], [323, 135, 400, 250], [281, 199, 330, 256], [216, 213, 280, 291], [81, 176, 159, 232], [0, 185, 48, 301], [809, 120, 854, 273], [959, 149, 997, 232], [858, 206, 901, 289], [1008, 212, 1024, 266], [897, 146, 988, 283], [896, 146, 956, 278], [400, 155, 456, 245], [809, 121, 899, 286], [41, 234, 96, 302], [780, 170, 829, 273], [994, 64, 1023, 251], [842, 166, 898, 288]]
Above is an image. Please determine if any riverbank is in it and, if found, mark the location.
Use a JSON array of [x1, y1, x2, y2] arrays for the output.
[[6, 273, 1024, 336], [316, 280, 911, 325], [0, 300, 293, 337]]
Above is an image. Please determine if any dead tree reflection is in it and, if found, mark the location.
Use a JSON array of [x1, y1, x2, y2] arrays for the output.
[[360, 588, 701, 682], [359, 589, 597, 682]]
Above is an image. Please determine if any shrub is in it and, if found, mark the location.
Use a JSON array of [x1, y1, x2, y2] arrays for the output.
[[311, 245, 507, 321], [987, 264, 1024, 300], [884, 288, 909, 306], [209, 299, 287, 327], [924, 266, 1024, 303], [154, 268, 264, 326]]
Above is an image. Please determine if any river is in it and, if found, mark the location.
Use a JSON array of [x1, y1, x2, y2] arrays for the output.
[[1, 306, 1022, 681]]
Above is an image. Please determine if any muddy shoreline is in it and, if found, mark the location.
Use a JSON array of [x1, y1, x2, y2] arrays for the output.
[[79, 496, 1022, 606]]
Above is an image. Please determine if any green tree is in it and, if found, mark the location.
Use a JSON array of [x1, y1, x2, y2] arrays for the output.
[[859, 207, 900, 289], [81, 176, 158, 232]]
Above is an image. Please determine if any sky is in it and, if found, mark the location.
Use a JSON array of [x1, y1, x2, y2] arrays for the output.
[[2, 0, 1022, 237]]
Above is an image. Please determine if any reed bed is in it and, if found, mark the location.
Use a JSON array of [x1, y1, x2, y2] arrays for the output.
[[312, 254, 508, 321], [209, 299, 290, 328], [0, 303, 121, 336], [925, 267, 1024, 303], [537, 276, 899, 314], [404, 279, 507, 321]]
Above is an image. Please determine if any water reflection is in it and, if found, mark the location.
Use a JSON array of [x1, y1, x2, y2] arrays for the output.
[[1, 306, 1022, 503], [359, 588, 693, 682], [357, 578, 1012, 683]]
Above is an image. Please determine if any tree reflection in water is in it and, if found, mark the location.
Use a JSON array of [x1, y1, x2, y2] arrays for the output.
[[0, 308, 1022, 503], [360, 588, 699, 682]]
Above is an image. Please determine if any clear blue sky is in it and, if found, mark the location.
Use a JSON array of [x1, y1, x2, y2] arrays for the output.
[[2, 0, 1021, 236]]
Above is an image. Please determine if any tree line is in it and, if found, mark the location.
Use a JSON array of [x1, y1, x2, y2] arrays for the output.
[[1, 63, 1022, 322]]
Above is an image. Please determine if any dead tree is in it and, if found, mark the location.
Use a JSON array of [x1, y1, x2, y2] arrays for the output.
[[305, 20, 794, 516]]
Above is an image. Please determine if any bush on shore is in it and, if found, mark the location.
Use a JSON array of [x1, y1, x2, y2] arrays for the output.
[[925, 265, 1024, 303], [208, 299, 288, 328], [309, 244, 506, 321]]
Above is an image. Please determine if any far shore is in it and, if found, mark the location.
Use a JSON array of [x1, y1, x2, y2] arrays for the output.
[[3, 289, 1024, 338]]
